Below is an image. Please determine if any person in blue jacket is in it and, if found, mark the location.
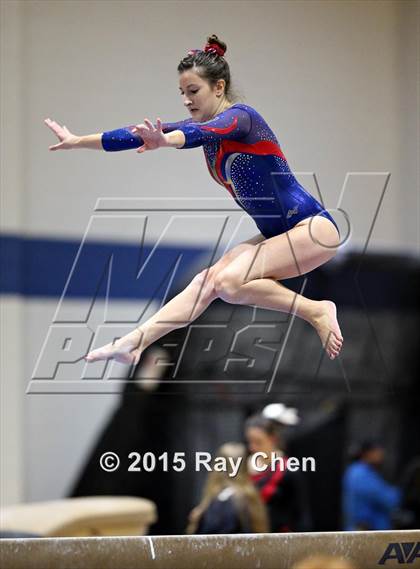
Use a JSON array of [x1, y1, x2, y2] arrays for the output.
[[342, 440, 401, 530], [45, 34, 344, 367]]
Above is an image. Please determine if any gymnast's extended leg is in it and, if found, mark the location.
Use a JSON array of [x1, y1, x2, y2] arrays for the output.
[[84, 236, 263, 365]]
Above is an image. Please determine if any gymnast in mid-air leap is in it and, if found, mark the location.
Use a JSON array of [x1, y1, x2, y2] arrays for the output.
[[45, 34, 343, 365]]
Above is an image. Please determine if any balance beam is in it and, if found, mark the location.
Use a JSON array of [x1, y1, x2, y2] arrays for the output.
[[1, 530, 419, 568]]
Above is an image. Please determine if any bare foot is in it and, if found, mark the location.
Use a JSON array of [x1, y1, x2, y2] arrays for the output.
[[311, 300, 343, 359], [84, 328, 143, 365]]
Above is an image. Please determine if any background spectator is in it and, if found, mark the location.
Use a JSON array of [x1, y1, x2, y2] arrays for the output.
[[186, 442, 269, 534], [342, 439, 401, 530], [245, 404, 310, 532]]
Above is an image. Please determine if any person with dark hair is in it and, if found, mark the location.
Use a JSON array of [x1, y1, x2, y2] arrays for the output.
[[245, 404, 309, 532], [45, 34, 344, 367], [342, 440, 401, 530]]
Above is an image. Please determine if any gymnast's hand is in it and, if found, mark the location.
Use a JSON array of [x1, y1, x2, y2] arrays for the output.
[[131, 118, 168, 153], [44, 118, 80, 150]]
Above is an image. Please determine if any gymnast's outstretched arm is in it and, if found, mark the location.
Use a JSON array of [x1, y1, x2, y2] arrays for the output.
[[44, 116, 194, 151]]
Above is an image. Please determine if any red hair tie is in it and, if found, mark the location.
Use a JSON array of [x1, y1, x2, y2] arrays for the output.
[[204, 43, 225, 57]]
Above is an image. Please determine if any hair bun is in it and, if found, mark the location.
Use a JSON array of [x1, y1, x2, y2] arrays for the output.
[[204, 34, 227, 57]]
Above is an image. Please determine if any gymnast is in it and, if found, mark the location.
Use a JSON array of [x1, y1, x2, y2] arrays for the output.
[[44, 34, 343, 365]]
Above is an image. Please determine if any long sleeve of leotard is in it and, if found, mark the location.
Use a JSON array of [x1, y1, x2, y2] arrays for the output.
[[102, 117, 194, 151], [176, 106, 252, 149]]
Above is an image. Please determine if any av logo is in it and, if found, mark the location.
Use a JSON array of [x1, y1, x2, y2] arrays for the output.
[[378, 542, 420, 565]]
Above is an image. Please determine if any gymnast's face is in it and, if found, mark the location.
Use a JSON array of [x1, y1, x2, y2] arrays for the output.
[[179, 69, 227, 122], [246, 427, 278, 456]]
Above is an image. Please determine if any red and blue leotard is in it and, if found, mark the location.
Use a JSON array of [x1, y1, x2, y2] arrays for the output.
[[102, 103, 339, 239]]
